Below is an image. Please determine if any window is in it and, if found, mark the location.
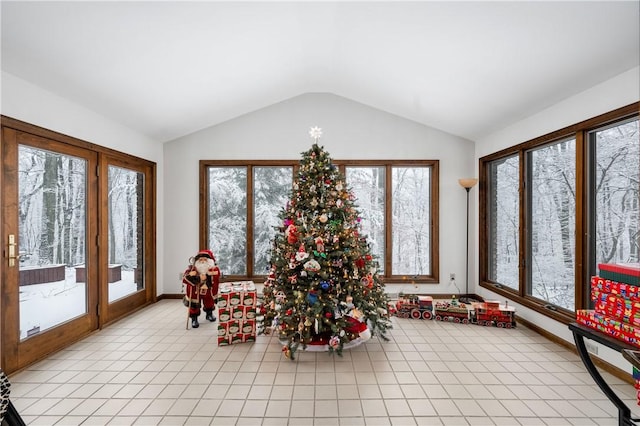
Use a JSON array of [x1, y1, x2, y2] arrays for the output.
[[203, 162, 295, 278], [486, 155, 519, 291], [345, 167, 385, 273], [391, 167, 432, 276], [253, 166, 293, 274], [589, 118, 640, 276], [207, 166, 248, 275], [526, 138, 576, 310], [202, 160, 439, 282], [480, 103, 639, 322]]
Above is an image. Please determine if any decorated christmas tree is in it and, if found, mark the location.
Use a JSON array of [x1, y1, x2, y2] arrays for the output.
[[259, 127, 391, 360]]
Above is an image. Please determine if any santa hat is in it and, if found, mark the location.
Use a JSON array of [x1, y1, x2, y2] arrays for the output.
[[195, 249, 215, 261]]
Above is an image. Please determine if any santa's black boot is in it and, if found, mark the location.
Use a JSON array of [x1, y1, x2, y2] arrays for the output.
[[205, 310, 216, 322], [191, 315, 199, 329]]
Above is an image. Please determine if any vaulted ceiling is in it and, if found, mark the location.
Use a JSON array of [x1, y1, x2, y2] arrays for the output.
[[2, 1, 638, 143]]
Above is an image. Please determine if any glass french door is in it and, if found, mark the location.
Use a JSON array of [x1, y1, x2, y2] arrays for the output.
[[1, 127, 99, 373], [2, 119, 156, 374], [100, 157, 154, 324]]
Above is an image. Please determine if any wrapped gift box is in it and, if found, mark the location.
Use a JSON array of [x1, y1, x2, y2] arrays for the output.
[[591, 276, 640, 301], [593, 292, 640, 327], [217, 281, 257, 346], [599, 263, 640, 286], [576, 310, 640, 348]]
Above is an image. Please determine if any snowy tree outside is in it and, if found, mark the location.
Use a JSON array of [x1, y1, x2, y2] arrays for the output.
[[594, 119, 639, 267], [345, 167, 385, 273], [208, 167, 248, 275], [253, 167, 293, 274], [392, 167, 431, 275], [17, 146, 141, 339], [488, 155, 520, 290], [529, 138, 576, 309], [108, 165, 145, 301]]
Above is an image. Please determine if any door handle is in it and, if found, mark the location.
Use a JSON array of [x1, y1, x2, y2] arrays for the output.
[[8, 234, 18, 267]]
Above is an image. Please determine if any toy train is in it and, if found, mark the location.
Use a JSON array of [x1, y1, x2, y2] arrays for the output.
[[394, 295, 434, 319], [393, 295, 516, 328]]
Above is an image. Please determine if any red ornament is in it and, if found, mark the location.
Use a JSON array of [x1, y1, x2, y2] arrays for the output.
[[325, 312, 333, 319], [286, 309, 293, 315]]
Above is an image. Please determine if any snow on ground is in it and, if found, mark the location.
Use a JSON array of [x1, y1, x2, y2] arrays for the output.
[[18, 267, 138, 339]]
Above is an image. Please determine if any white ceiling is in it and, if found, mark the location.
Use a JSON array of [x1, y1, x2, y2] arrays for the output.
[[2, 1, 639, 143]]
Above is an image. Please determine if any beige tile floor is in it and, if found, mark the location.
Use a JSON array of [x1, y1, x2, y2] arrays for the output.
[[8, 299, 639, 425]]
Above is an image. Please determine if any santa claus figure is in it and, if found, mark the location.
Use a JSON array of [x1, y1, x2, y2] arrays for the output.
[[182, 249, 221, 328]]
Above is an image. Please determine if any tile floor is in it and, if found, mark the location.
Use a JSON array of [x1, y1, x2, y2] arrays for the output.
[[7, 299, 639, 425]]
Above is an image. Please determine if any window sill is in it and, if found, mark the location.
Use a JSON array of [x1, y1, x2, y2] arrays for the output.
[[480, 281, 574, 325]]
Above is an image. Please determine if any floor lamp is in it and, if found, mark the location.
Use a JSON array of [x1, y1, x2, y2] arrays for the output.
[[458, 178, 478, 304]]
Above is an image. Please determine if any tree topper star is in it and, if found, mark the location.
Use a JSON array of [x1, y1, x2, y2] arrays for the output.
[[309, 126, 323, 141]]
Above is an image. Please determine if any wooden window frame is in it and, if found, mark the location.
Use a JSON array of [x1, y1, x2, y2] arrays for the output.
[[200, 159, 439, 283], [479, 102, 639, 324]]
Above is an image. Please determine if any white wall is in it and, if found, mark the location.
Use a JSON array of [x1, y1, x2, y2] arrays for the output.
[[475, 66, 640, 372], [1, 71, 166, 295], [164, 93, 476, 295]]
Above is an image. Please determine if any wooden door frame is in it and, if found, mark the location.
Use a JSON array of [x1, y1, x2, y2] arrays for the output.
[[99, 153, 157, 326], [1, 116, 156, 374]]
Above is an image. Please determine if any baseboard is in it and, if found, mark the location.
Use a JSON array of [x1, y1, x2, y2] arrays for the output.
[[158, 293, 183, 300]]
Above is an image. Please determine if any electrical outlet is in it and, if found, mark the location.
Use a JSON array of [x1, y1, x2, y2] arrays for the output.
[[585, 341, 599, 355], [450, 273, 456, 281]]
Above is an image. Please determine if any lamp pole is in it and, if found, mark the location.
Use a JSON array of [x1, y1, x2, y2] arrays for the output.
[[458, 178, 478, 300], [464, 186, 471, 295]]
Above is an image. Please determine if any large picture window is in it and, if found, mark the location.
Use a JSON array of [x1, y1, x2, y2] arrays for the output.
[[480, 103, 639, 322], [391, 167, 432, 276], [526, 138, 576, 310], [201, 160, 439, 282], [589, 118, 640, 275]]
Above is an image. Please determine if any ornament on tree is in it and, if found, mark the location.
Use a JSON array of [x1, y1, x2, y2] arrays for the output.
[[257, 126, 392, 360], [304, 259, 321, 272], [285, 224, 298, 244], [306, 291, 318, 305], [295, 245, 309, 261]]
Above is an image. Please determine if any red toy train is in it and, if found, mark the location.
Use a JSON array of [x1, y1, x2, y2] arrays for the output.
[[394, 295, 516, 328], [394, 295, 434, 319]]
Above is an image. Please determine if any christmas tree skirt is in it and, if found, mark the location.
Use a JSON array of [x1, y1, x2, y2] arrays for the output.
[[278, 335, 367, 352]]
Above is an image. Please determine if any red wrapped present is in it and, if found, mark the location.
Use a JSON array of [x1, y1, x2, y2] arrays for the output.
[[576, 310, 640, 348], [591, 276, 640, 301], [593, 292, 640, 326], [599, 263, 640, 286]]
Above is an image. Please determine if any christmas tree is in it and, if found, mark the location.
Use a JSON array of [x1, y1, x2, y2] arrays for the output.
[[259, 127, 392, 360]]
